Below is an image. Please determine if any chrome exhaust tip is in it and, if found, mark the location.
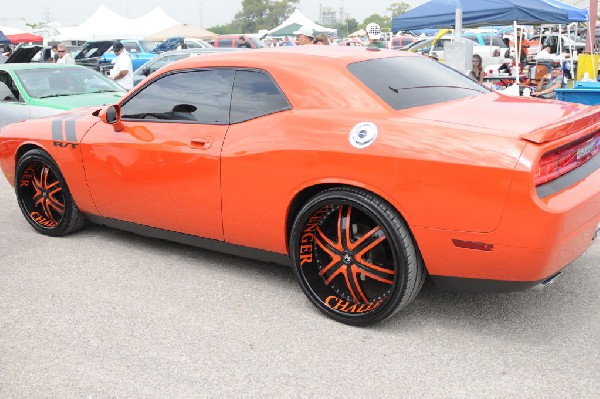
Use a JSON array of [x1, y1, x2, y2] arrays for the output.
[[533, 272, 562, 291]]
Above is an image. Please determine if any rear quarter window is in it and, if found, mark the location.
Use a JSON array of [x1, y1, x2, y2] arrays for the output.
[[347, 56, 489, 110]]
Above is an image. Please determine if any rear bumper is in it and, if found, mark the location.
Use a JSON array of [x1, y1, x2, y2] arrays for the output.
[[413, 154, 600, 285], [430, 271, 563, 293]]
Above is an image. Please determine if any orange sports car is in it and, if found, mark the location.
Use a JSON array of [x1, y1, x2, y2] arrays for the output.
[[1, 47, 599, 325]]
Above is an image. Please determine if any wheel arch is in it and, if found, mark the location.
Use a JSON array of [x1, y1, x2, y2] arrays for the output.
[[285, 182, 418, 255], [15, 143, 45, 169]]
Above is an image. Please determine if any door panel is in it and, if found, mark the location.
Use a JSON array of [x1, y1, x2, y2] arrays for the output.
[[80, 121, 227, 241]]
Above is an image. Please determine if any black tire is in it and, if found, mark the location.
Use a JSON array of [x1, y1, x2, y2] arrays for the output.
[[15, 149, 86, 237], [290, 187, 425, 326]]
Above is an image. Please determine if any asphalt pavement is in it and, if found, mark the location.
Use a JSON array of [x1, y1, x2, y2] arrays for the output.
[[0, 177, 599, 398]]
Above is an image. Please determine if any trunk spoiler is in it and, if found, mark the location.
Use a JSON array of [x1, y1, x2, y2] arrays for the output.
[[521, 106, 600, 144]]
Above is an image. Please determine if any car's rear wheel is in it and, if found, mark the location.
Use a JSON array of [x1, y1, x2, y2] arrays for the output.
[[290, 187, 425, 326], [15, 149, 85, 236]]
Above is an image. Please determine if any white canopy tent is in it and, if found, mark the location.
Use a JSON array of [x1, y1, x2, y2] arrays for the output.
[[268, 9, 336, 36], [53, 5, 180, 41]]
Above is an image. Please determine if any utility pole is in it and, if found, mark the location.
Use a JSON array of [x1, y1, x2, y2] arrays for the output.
[[200, 4, 203, 28], [585, 0, 598, 52]]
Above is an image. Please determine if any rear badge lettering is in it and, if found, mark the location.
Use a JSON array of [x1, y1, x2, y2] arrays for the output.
[[349, 122, 378, 149]]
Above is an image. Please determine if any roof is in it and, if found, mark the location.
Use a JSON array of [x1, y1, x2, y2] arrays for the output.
[[167, 46, 409, 72], [145, 24, 216, 41], [0, 63, 83, 71]]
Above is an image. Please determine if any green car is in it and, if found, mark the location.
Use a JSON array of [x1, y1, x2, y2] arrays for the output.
[[0, 62, 125, 129]]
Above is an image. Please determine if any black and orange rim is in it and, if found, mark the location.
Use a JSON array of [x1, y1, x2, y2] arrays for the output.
[[297, 203, 398, 317], [18, 160, 65, 229]]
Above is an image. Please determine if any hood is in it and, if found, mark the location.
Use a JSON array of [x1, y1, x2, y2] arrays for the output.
[[152, 36, 184, 53], [401, 92, 593, 142], [6, 46, 43, 63], [34, 92, 123, 110], [75, 41, 114, 60]]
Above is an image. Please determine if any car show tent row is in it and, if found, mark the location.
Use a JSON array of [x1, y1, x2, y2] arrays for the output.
[[54, 5, 181, 41]]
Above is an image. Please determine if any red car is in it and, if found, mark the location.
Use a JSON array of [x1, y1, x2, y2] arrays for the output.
[[1, 47, 599, 325]]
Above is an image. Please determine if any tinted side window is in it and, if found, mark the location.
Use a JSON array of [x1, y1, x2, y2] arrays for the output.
[[121, 69, 234, 124], [230, 70, 291, 124], [348, 57, 488, 110], [217, 39, 233, 48]]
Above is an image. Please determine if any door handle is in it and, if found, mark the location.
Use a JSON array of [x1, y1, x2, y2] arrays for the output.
[[190, 137, 213, 150]]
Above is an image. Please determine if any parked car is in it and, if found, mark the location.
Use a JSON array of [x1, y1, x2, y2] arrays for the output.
[[208, 34, 264, 48], [336, 39, 366, 47], [0, 62, 125, 128], [74, 40, 159, 73], [1, 47, 599, 326], [408, 32, 507, 66], [529, 33, 585, 55], [132, 48, 242, 86], [388, 35, 418, 49]]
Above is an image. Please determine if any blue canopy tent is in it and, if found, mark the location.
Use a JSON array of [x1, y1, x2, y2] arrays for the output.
[[392, 0, 588, 32], [0, 31, 10, 45]]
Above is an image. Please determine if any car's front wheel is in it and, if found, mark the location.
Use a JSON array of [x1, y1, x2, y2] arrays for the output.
[[15, 149, 85, 236], [290, 187, 425, 326]]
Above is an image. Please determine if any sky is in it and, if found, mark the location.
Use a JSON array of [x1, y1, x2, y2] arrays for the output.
[[1, 0, 592, 31], [2, 0, 430, 29]]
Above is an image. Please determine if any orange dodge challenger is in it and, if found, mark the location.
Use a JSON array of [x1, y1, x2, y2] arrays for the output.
[[1, 47, 599, 325]]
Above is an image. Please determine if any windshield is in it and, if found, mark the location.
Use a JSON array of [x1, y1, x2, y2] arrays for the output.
[[249, 37, 265, 48], [16, 67, 126, 98], [348, 56, 489, 110], [139, 40, 158, 52]]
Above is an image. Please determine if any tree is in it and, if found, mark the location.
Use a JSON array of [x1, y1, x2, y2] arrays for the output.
[[387, 2, 411, 18], [334, 17, 359, 37], [360, 14, 391, 31], [230, 0, 299, 33]]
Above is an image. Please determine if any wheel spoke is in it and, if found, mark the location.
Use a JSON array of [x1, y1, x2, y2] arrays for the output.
[[47, 195, 65, 214], [40, 199, 57, 223], [352, 263, 394, 285], [316, 226, 343, 252], [350, 266, 369, 303]]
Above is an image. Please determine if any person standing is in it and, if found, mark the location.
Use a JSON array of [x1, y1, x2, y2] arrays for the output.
[[314, 34, 330, 45], [281, 36, 294, 46], [293, 26, 314, 45], [109, 41, 133, 90], [516, 28, 530, 67], [55, 44, 75, 64], [366, 23, 385, 49]]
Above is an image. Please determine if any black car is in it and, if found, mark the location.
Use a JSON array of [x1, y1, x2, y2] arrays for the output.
[[74, 40, 114, 74]]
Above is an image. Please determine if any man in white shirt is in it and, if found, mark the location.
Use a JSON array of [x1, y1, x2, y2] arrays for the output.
[[55, 44, 75, 64], [535, 45, 553, 61], [109, 41, 133, 90]]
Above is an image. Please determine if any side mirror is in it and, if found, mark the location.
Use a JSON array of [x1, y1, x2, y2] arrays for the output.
[[143, 67, 150, 76], [99, 105, 125, 132]]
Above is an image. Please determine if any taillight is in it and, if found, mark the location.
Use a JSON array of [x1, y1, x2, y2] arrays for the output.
[[535, 132, 600, 186]]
